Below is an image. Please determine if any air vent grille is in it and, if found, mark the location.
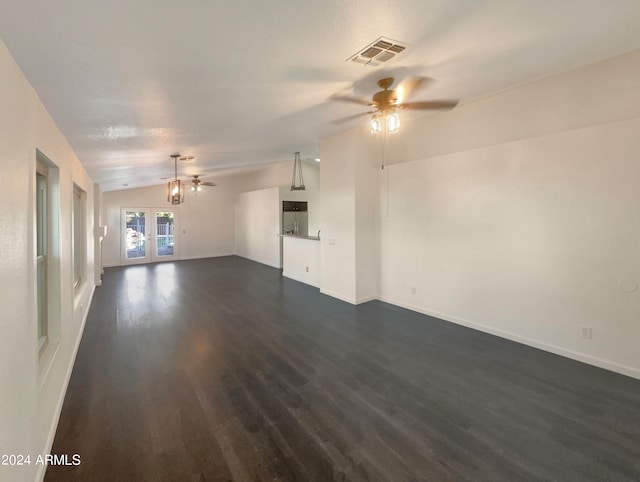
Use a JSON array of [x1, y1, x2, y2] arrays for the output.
[[347, 37, 408, 67]]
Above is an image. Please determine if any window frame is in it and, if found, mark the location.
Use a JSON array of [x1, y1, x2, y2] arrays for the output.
[[72, 184, 86, 290], [36, 161, 49, 352]]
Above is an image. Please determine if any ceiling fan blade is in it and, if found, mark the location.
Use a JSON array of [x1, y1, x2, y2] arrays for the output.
[[396, 76, 434, 103], [201, 182, 216, 186], [399, 100, 459, 110], [331, 110, 376, 125], [328, 94, 374, 106]]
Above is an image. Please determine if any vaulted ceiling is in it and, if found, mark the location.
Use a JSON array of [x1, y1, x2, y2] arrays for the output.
[[2, 0, 640, 191]]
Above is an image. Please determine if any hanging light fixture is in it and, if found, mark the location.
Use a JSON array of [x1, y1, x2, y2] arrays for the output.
[[290, 151, 306, 191], [167, 154, 184, 205]]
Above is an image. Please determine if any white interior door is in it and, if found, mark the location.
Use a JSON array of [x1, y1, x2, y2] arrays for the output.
[[121, 208, 178, 264]]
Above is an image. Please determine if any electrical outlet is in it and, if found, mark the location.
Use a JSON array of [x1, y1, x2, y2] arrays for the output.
[[329, 239, 336, 245], [410, 287, 416, 295], [581, 326, 592, 340]]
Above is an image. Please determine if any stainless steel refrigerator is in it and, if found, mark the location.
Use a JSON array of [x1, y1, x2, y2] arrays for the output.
[[282, 201, 308, 236]]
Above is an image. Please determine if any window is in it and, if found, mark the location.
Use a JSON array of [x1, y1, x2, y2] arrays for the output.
[[35, 150, 60, 365], [73, 184, 86, 288], [36, 164, 48, 349]]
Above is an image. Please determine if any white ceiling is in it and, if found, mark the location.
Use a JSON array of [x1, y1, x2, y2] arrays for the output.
[[2, 0, 640, 191]]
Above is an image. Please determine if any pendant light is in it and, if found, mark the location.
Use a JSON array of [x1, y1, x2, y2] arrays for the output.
[[290, 151, 306, 191], [167, 154, 184, 205]]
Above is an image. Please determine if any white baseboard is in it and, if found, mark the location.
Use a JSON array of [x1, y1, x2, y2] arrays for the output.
[[319, 288, 378, 306], [319, 289, 379, 306], [236, 254, 280, 269], [320, 288, 356, 305], [104, 253, 236, 269], [179, 253, 235, 261], [37, 285, 96, 482], [355, 295, 377, 305], [379, 296, 640, 381], [282, 272, 320, 288]]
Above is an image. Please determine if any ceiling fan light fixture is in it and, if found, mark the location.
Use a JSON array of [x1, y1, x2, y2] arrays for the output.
[[370, 111, 399, 134], [190, 174, 215, 192], [387, 111, 400, 133], [370, 115, 382, 134]]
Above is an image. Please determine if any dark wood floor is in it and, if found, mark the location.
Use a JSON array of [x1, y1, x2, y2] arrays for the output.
[[46, 256, 640, 481]]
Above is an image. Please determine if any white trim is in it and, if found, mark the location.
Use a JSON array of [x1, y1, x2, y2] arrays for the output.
[[355, 295, 377, 305], [378, 296, 640, 381], [319, 289, 378, 305], [320, 288, 356, 305], [235, 254, 280, 269], [37, 285, 96, 482], [105, 253, 236, 268], [179, 253, 235, 261], [282, 272, 320, 288], [37, 340, 60, 391]]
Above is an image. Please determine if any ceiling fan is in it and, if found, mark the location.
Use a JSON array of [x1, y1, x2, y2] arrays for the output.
[[190, 175, 216, 192], [330, 76, 459, 132]]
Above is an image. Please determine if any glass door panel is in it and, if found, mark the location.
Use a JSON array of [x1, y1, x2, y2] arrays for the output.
[[122, 209, 150, 264], [153, 211, 177, 261]]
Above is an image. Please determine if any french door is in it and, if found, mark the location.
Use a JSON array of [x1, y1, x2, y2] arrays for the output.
[[121, 208, 178, 264]]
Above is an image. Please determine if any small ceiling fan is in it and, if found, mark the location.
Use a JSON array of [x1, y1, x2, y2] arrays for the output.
[[330, 76, 459, 129], [190, 175, 216, 192]]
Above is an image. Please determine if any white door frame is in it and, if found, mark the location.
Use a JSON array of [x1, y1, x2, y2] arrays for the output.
[[120, 208, 179, 265]]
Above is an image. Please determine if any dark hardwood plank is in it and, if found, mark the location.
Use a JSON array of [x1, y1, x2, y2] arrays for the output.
[[45, 256, 640, 481]]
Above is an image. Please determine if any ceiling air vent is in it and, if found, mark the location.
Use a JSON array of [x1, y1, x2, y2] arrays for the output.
[[347, 37, 408, 67]]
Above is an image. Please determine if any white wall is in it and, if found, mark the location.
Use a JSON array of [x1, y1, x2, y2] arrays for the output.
[[0, 39, 96, 482], [319, 128, 379, 304], [102, 183, 236, 266], [320, 131, 358, 302], [282, 237, 320, 287], [371, 49, 640, 378], [235, 187, 281, 267]]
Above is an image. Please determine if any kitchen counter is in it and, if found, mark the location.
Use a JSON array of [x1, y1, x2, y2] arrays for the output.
[[279, 234, 320, 241]]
